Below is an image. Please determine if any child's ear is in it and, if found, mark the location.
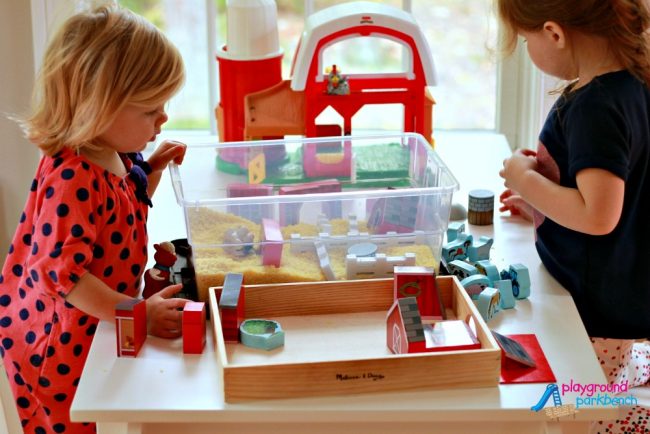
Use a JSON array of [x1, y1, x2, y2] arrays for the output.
[[543, 21, 566, 49]]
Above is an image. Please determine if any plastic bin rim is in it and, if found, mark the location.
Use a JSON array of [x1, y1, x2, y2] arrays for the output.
[[174, 131, 437, 150], [172, 182, 459, 208], [169, 132, 460, 206]]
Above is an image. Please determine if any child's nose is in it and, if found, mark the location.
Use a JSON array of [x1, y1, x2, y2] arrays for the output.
[[157, 111, 168, 126]]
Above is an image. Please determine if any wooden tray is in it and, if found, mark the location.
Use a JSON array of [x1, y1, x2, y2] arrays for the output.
[[208, 276, 500, 402]]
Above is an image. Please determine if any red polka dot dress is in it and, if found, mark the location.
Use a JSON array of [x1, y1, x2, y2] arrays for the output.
[[0, 147, 150, 433]]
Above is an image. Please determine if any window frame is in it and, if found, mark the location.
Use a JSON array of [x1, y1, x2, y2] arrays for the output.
[[496, 37, 544, 150]]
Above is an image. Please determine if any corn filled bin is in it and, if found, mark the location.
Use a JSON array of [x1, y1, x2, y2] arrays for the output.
[[170, 133, 459, 302]]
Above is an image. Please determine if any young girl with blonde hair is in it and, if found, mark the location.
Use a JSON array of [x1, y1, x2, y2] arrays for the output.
[[496, 0, 649, 431], [0, 4, 188, 432]]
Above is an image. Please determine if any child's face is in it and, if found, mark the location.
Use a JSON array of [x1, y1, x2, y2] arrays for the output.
[[519, 28, 574, 80], [97, 104, 169, 153]]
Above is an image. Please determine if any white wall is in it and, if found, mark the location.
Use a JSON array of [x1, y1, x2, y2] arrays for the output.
[[0, 2, 39, 256]]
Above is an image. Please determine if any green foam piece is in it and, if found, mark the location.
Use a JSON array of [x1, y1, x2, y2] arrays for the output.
[[240, 319, 285, 351]]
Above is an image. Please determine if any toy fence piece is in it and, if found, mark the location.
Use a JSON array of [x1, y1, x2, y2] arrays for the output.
[[370, 230, 427, 248], [314, 240, 336, 281], [318, 232, 356, 249], [289, 233, 312, 254], [467, 236, 493, 263], [288, 232, 373, 254], [317, 214, 332, 235], [261, 218, 283, 267], [348, 214, 358, 235], [468, 189, 494, 226], [494, 279, 516, 309], [346, 252, 416, 279], [289, 229, 428, 255], [290, 231, 427, 253], [369, 231, 396, 248]]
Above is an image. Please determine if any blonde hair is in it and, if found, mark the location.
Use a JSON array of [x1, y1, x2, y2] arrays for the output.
[[22, 3, 185, 155], [496, 0, 650, 87]]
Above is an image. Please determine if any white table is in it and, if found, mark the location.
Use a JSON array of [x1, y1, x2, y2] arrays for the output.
[[70, 131, 618, 434]]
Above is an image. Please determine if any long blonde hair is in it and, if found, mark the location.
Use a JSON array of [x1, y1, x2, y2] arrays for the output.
[[496, 0, 650, 87], [22, 3, 185, 155]]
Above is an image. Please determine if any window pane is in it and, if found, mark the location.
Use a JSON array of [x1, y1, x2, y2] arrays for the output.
[[120, 0, 212, 130], [276, 0, 497, 131], [413, 0, 497, 130], [123, 0, 498, 133]]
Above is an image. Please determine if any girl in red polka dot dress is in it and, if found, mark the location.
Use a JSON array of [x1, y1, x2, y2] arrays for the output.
[[0, 4, 189, 433]]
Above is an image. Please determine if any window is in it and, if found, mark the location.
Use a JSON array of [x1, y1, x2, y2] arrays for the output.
[[122, 0, 499, 136], [412, 0, 498, 130], [36, 1, 540, 148], [120, 0, 214, 131]]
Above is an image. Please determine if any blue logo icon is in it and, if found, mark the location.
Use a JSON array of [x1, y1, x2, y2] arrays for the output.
[[531, 384, 561, 411], [532, 384, 579, 420]]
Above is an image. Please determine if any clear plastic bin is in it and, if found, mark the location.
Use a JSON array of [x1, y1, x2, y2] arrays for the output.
[[170, 133, 459, 301]]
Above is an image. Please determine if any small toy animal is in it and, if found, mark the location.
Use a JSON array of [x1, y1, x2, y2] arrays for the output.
[[143, 241, 177, 299], [326, 64, 350, 95], [223, 226, 255, 257]]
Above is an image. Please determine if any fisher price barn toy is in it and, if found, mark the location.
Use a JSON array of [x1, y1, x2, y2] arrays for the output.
[[215, 0, 438, 176]]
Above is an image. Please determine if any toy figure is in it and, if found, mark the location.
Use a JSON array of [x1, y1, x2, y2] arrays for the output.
[[326, 64, 350, 95], [223, 226, 255, 257], [143, 241, 178, 299], [167, 238, 199, 301]]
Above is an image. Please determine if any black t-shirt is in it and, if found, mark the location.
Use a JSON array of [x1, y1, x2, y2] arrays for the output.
[[536, 70, 650, 338]]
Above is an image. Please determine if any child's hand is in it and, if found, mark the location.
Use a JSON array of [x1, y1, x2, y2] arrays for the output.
[[147, 140, 187, 173], [145, 284, 187, 338], [499, 189, 534, 222], [499, 149, 537, 192]]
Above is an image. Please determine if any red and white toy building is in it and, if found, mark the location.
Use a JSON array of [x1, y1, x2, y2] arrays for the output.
[[216, 1, 438, 170]]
